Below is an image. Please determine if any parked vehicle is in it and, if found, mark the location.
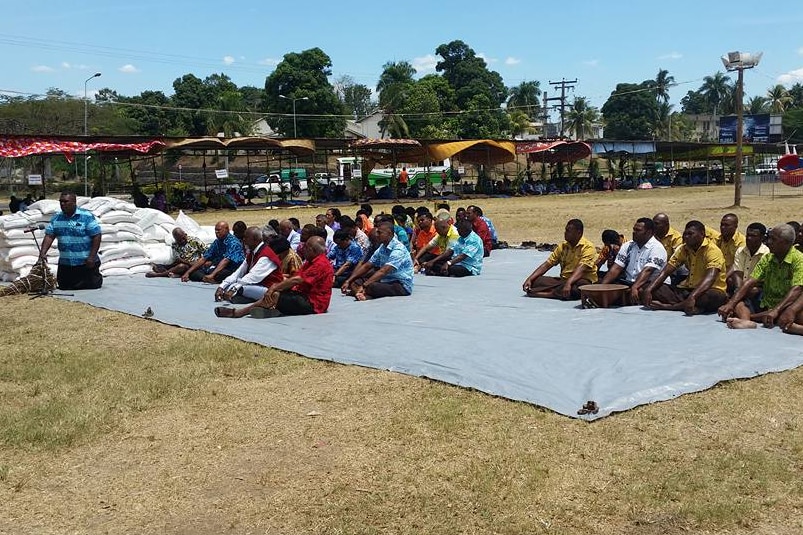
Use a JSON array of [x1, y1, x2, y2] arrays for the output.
[[755, 163, 778, 175], [241, 170, 308, 198]]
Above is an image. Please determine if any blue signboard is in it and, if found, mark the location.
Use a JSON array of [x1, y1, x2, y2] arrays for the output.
[[719, 114, 770, 143]]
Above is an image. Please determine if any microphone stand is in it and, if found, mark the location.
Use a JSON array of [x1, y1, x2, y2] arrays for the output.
[[28, 227, 72, 299]]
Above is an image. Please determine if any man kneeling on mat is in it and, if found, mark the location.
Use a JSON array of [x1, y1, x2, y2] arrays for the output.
[[215, 236, 333, 318]]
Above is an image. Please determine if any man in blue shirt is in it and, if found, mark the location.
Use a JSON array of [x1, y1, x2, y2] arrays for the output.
[[182, 221, 244, 283], [328, 229, 364, 288], [342, 221, 414, 299], [38, 191, 103, 290], [424, 219, 484, 277]]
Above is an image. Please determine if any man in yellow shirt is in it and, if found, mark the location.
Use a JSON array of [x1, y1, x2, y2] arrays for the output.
[[727, 222, 769, 298], [415, 218, 458, 274], [643, 220, 728, 315], [715, 213, 746, 272], [653, 213, 683, 259], [522, 218, 597, 300]]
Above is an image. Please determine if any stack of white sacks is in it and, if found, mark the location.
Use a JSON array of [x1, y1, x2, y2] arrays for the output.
[[0, 196, 215, 282]]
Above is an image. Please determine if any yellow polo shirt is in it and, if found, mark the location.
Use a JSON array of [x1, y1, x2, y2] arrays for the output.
[[668, 237, 727, 292], [658, 227, 683, 259], [715, 231, 746, 269], [546, 236, 598, 283]]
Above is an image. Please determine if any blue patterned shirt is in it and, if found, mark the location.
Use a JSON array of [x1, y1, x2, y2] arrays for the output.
[[328, 240, 364, 271], [203, 233, 244, 267], [369, 236, 414, 294], [45, 207, 102, 266], [452, 231, 484, 275]]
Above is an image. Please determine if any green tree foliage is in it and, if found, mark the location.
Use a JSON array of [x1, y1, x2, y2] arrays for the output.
[[238, 85, 266, 113], [783, 108, 803, 143], [118, 90, 178, 136], [680, 90, 709, 114], [601, 82, 659, 140], [565, 96, 600, 140], [507, 81, 541, 120], [766, 84, 792, 113], [789, 83, 803, 109], [700, 72, 732, 114], [398, 82, 441, 138], [264, 48, 346, 137], [417, 74, 456, 115], [335, 75, 373, 119], [652, 69, 675, 104], [454, 93, 508, 139], [746, 95, 770, 114]]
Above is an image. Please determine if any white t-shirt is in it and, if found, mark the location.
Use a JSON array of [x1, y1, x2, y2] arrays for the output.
[[614, 236, 667, 283]]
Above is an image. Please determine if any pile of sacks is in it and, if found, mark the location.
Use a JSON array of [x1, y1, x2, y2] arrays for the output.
[[0, 196, 215, 281]]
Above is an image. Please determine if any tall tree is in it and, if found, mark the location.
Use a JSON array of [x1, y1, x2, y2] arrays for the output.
[[700, 72, 732, 115], [653, 69, 675, 104], [335, 75, 373, 119], [789, 83, 803, 109], [680, 90, 708, 114], [565, 96, 600, 140], [507, 81, 541, 120], [601, 82, 660, 140], [746, 95, 770, 115], [376, 61, 416, 138], [767, 84, 792, 113], [172, 73, 213, 136], [264, 48, 346, 138]]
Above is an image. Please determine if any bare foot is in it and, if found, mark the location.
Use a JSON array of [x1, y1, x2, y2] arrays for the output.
[[649, 300, 670, 311], [355, 291, 368, 301], [726, 317, 758, 329], [783, 323, 803, 335]]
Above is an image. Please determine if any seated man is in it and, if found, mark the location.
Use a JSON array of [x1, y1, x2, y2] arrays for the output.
[[466, 205, 492, 257], [715, 213, 746, 277], [182, 221, 245, 283], [146, 227, 206, 278], [411, 211, 437, 259], [719, 224, 803, 329], [278, 219, 301, 252], [600, 217, 667, 305], [267, 235, 303, 278], [643, 220, 728, 315], [468, 205, 498, 249], [653, 212, 687, 285], [727, 222, 769, 302], [216, 236, 334, 318], [424, 219, 484, 277], [595, 229, 624, 276], [342, 221, 414, 300], [522, 218, 597, 300], [415, 218, 458, 273], [215, 226, 283, 304], [328, 229, 364, 288]]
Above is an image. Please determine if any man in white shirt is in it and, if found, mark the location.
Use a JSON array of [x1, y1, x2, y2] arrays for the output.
[[727, 222, 769, 302], [279, 219, 301, 251], [600, 217, 667, 305], [215, 227, 284, 304]]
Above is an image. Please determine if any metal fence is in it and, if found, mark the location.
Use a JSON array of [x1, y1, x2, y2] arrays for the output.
[[743, 173, 803, 199]]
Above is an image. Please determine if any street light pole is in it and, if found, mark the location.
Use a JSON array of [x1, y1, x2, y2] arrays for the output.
[[721, 51, 761, 207], [83, 72, 101, 196], [278, 94, 309, 138]]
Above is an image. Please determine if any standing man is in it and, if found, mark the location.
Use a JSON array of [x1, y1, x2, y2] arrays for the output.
[[38, 191, 103, 290], [643, 220, 727, 315], [182, 221, 244, 283], [600, 217, 667, 305], [522, 218, 597, 300]]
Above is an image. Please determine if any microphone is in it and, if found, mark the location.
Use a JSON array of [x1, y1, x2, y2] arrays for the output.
[[24, 224, 46, 234]]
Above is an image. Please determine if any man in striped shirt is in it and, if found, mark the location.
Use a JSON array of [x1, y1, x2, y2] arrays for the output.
[[38, 191, 103, 290]]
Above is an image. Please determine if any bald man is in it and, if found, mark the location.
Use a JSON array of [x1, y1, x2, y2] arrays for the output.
[[216, 236, 334, 318], [182, 221, 245, 283], [278, 219, 301, 251], [215, 226, 283, 304]]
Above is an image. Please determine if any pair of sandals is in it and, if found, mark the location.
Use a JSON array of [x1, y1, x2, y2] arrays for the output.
[[577, 400, 599, 415]]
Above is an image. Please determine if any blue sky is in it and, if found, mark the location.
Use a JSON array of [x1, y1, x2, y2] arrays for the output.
[[3, 0, 803, 118]]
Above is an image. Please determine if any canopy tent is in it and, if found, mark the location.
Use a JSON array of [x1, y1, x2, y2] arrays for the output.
[[0, 136, 164, 160], [516, 140, 592, 164], [349, 138, 425, 197], [425, 140, 516, 165], [591, 140, 656, 156]]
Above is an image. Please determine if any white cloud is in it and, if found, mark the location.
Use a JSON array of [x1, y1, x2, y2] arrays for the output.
[[478, 52, 497, 64], [583, 59, 600, 67], [61, 62, 71, 69], [258, 57, 279, 67], [118, 64, 139, 73], [658, 52, 682, 60], [505, 57, 521, 66], [412, 54, 438, 73], [223, 55, 235, 65], [31, 65, 54, 73], [778, 68, 803, 85], [798, 47, 803, 56]]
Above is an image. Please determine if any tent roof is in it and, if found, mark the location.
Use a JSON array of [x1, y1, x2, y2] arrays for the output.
[[517, 140, 591, 164]]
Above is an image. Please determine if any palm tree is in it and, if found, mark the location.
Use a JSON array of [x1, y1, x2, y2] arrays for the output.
[[746, 95, 770, 114], [767, 84, 792, 113], [506, 81, 541, 120], [565, 97, 600, 140], [654, 69, 675, 104], [700, 72, 732, 115], [376, 61, 416, 138], [654, 102, 674, 140]]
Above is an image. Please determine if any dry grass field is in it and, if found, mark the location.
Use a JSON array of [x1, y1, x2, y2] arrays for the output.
[[1, 185, 802, 534]]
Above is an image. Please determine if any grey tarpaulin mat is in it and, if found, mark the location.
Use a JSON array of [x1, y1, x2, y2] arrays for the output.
[[58, 249, 803, 420]]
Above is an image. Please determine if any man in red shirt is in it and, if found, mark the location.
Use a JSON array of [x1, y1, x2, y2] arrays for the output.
[[215, 236, 333, 318], [466, 205, 492, 257]]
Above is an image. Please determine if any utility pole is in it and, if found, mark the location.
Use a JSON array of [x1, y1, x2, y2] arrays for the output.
[[548, 78, 577, 138]]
